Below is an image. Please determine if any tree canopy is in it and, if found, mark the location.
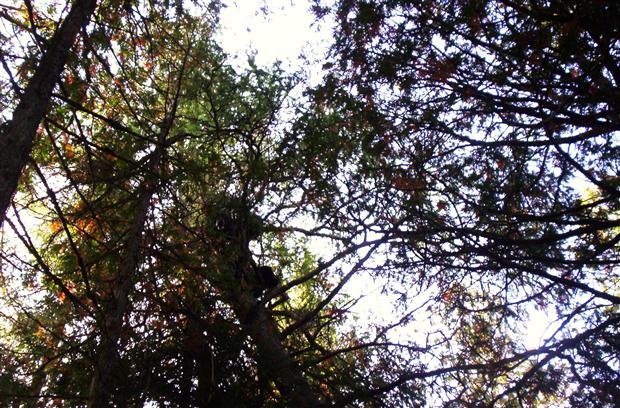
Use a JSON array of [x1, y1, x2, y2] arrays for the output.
[[0, 0, 619, 407]]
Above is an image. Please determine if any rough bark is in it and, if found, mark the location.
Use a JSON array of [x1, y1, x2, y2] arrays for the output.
[[0, 0, 97, 224]]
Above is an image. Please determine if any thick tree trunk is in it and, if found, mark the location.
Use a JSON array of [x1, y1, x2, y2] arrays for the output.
[[234, 289, 327, 407], [0, 0, 97, 224], [216, 207, 327, 406]]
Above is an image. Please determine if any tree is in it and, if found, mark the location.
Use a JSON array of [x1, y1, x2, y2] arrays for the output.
[[1, 1, 350, 406], [303, 0, 620, 405], [0, 0, 98, 225], [1, 0, 619, 407]]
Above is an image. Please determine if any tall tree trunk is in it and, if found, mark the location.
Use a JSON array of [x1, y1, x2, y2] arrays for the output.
[[87, 178, 157, 407], [216, 207, 327, 406], [87, 146, 163, 407], [0, 0, 97, 224], [234, 282, 327, 407]]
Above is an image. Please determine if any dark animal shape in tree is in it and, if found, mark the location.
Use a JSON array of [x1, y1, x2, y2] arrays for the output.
[[252, 264, 279, 297]]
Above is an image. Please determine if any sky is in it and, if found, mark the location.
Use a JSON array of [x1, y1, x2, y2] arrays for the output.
[[217, 0, 332, 70]]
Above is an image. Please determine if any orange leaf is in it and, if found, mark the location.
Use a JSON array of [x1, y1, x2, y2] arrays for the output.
[[35, 325, 46, 338], [64, 143, 76, 158], [50, 220, 63, 233]]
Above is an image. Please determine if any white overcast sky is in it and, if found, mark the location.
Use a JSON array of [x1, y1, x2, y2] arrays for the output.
[[217, 0, 332, 71]]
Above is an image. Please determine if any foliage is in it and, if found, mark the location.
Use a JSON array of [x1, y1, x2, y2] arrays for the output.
[[304, 0, 620, 405], [0, 0, 619, 407]]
